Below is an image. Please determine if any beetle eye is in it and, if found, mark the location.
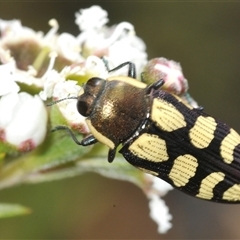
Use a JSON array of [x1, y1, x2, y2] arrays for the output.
[[87, 77, 102, 87], [77, 99, 89, 116], [77, 77, 105, 117]]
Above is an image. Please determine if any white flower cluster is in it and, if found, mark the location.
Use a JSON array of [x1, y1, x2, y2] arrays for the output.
[[0, 47, 48, 151], [0, 5, 147, 150]]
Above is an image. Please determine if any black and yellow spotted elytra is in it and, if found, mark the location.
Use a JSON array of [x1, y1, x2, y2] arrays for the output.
[[52, 61, 240, 203]]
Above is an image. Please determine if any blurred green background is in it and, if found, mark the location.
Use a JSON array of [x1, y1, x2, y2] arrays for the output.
[[1, 1, 240, 239]]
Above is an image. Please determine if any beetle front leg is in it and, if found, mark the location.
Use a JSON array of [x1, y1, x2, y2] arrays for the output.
[[102, 57, 136, 79], [51, 125, 98, 146], [146, 79, 165, 94], [81, 135, 98, 146]]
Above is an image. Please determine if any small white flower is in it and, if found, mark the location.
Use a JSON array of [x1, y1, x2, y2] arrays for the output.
[[53, 79, 80, 100], [43, 20, 82, 63], [107, 34, 147, 77], [0, 19, 43, 44], [75, 7, 147, 75], [13, 67, 43, 88], [0, 92, 47, 151], [39, 68, 65, 101], [151, 175, 174, 196], [81, 55, 108, 78], [143, 174, 173, 233], [51, 75, 88, 133], [75, 5, 108, 31], [56, 33, 82, 62], [39, 55, 108, 134], [58, 99, 89, 134], [104, 22, 135, 46], [0, 49, 42, 94], [0, 61, 20, 96], [0, 47, 12, 64], [60, 56, 108, 80], [148, 193, 172, 234]]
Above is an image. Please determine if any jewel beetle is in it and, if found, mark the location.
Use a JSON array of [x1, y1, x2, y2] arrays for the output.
[[53, 61, 240, 203]]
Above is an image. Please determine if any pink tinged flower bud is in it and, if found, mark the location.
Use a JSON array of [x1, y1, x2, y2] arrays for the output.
[[0, 92, 47, 151], [143, 57, 189, 95]]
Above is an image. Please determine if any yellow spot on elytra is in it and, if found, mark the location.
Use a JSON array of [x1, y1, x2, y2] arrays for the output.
[[86, 119, 115, 149], [223, 184, 240, 201], [169, 154, 198, 187], [151, 98, 186, 132], [196, 172, 225, 200], [189, 116, 217, 149], [129, 133, 168, 162], [220, 128, 240, 164]]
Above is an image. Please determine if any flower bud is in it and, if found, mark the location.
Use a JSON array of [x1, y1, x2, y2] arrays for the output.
[[143, 57, 189, 95], [0, 92, 47, 151]]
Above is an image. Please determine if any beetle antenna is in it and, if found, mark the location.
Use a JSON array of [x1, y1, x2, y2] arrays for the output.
[[46, 96, 78, 106], [101, 56, 110, 72]]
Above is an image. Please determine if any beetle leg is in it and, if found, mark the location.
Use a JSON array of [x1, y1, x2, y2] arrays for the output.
[[81, 135, 98, 146], [108, 148, 117, 163], [102, 58, 136, 79], [51, 125, 98, 146], [146, 79, 165, 94]]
